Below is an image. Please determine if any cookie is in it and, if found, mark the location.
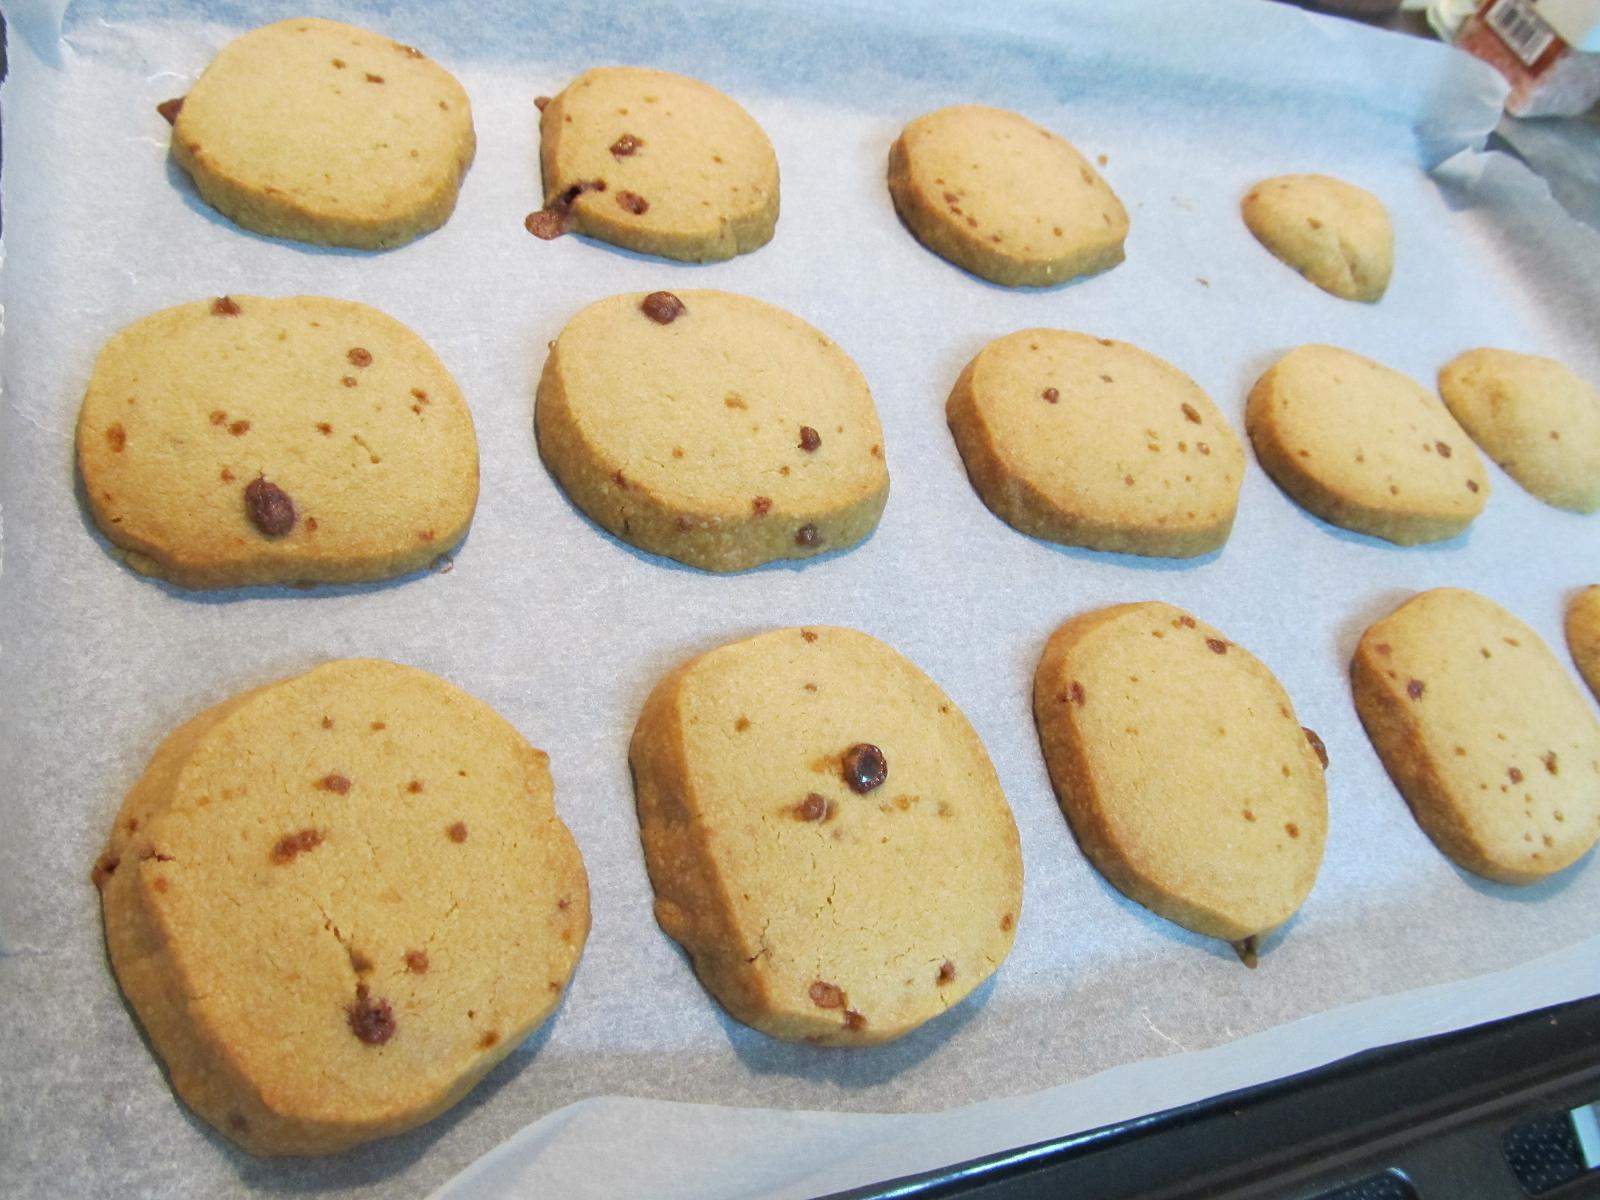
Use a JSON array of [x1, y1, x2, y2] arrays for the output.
[[77, 295, 478, 589], [530, 67, 778, 261], [1034, 603, 1327, 961], [1352, 588, 1600, 884], [1246, 345, 1489, 544], [165, 18, 475, 249], [1437, 349, 1600, 513], [947, 329, 1245, 557], [1567, 586, 1600, 702], [92, 659, 589, 1155], [887, 105, 1127, 287], [630, 626, 1022, 1045], [1241, 174, 1392, 302], [536, 290, 888, 572]]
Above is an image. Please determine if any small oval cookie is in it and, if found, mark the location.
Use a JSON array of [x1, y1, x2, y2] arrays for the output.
[[1246, 345, 1488, 544], [1437, 349, 1600, 513], [887, 105, 1127, 287], [1035, 603, 1327, 960], [530, 67, 778, 261], [77, 295, 478, 588], [92, 659, 590, 1155], [1241, 174, 1392, 302], [166, 18, 475, 249], [536, 290, 888, 571], [1567, 586, 1600, 702], [1352, 589, 1600, 884], [630, 627, 1022, 1045], [947, 330, 1245, 557]]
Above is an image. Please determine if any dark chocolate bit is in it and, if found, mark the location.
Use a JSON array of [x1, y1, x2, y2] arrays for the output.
[[1467, 479, 1480, 492], [1544, 751, 1559, 775], [795, 793, 828, 821], [1042, 388, 1059, 403], [365, 73, 385, 84], [405, 950, 429, 973], [808, 981, 845, 1009], [610, 133, 643, 158], [1206, 638, 1228, 655], [1302, 727, 1328, 769], [534, 95, 552, 111], [525, 180, 607, 240], [1435, 441, 1452, 458], [211, 296, 241, 317], [936, 960, 956, 985], [795, 524, 820, 548], [1509, 766, 1524, 783], [1406, 679, 1425, 700], [641, 291, 685, 324], [157, 97, 185, 125], [346, 985, 396, 1045], [317, 773, 352, 794], [270, 828, 324, 864], [842, 743, 887, 794], [1231, 935, 1259, 969], [1181, 402, 1201, 424], [347, 347, 372, 368], [615, 190, 649, 215], [799, 426, 821, 452], [844, 1010, 867, 1031], [244, 477, 296, 537], [447, 821, 468, 843]]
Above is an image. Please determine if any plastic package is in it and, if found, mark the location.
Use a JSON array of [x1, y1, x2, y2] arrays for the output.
[[1451, 0, 1600, 115]]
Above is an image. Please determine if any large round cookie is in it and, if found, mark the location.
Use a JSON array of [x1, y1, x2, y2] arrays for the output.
[[1246, 345, 1488, 544], [77, 295, 478, 589], [92, 660, 590, 1156], [1241, 174, 1393, 302], [531, 67, 778, 261], [947, 329, 1245, 557], [887, 105, 1127, 287], [630, 627, 1022, 1045], [1352, 589, 1600, 884], [1034, 603, 1327, 961], [167, 18, 475, 249], [1437, 348, 1600, 513], [536, 290, 888, 571]]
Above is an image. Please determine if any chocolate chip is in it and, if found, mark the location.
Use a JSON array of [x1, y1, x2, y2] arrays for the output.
[[317, 773, 351, 794], [365, 73, 385, 84], [244, 477, 296, 537], [610, 133, 643, 158], [346, 985, 396, 1045], [1436, 441, 1452, 458], [210, 296, 240, 317], [809, 981, 845, 1009], [844, 1010, 867, 1031], [795, 793, 828, 821], [1407, 679, 1425, 700], [534, 95, 551, 111], [641, 292, 685, 324], [270, 828, 323, 864], [347, 347, 372, 368], [405, 950, 429, 973], [107, 424, 126, 452], [1042, 388, 1059, 403], [842, 743, 887, 794], [751, 496, 772, 517], [616, 190, 649, 215], [1509, 766, 1524, 783], [1206, 638, 1228, 655], [1467, 479, 1480, 493], [795, 524, 819, 548], [799, 426, 821, 452], [1303, 727, 1328, 769], [1181, 402, 1201, 424], [1544, 751, 1559, 775], [524, 209, 567, 239], [936, 960, 956, 985], [157, 97, 184, 125], [447, 821, 468, 843]]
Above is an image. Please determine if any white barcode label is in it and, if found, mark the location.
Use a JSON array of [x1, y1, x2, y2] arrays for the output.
[[1485, 0, 1558, 66]]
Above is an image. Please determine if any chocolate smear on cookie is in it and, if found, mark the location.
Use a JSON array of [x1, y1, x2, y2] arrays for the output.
[[524, 179, 607, 240]]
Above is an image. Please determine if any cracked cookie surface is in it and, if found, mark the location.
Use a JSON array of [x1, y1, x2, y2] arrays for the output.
[[93, 659, 589, 1155], [76, 294, 478, 589], [167, 18, 475, 249], [887, 105, 1127, 287], [630, 626, 1022, 1045], [1034, 603, 1327, 954], [1353, 589, 1600, 884], [1241, 174, 1392, 302], [534, 67, 778, 261], [1246, 344, 1488, 545], [536, 290, 888, 571], [947, 329, 1245, 557]]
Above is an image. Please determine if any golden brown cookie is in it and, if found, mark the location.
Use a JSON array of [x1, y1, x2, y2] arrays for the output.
[[165, 18, 475, 249], [1241, 174, 1392, 302], [1246, 345, 1489, 544], [887, 105, 1127, 287], [93, 659, 589, 1155], [76, 295, 478, 589], [630, 627, 1022, 1045], [1034, 603, 1327, 960], [947, 329, 1245, 557], [530, 67, 778, 261], [1352, 588, 1600, 884], [1567, 586, 1600, 701], [536, 290, 888, 571], [1438, 348, 1600, 513]]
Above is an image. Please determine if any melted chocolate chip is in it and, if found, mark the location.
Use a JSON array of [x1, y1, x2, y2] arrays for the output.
[[211, 296, 240, 317], [936, 960, 956, 985], [1206, 638, 1228, 655], [525, 180, 607, 240], [1303, 727, 1328, 769], [244, 477, 296, 537], [347, 347, 372, 368], [610, 133, 643, 158], [616, 190, 649, 215], [318, 773, 352, 794], [1042, 387, 1059, 403], [842, 743, 887, 794], [795, 524, 820, 548], [346, 985, 396, 1045], [1407, 679, 1425, 700], [799, 426, 821, 452], [270, 828, 323, 865], [809, 981, 845, 1009], [844, 1010, 867, 1031], [157, 97, 184, 125], [796, 793, 828, 821], [641, 292, 685, 324]]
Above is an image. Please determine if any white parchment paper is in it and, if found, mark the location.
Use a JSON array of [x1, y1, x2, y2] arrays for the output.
[[2, 1, 1598, 1197]]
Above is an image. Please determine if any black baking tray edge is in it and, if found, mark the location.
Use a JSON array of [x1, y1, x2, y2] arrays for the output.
[[821, 992, 1600, 1200]]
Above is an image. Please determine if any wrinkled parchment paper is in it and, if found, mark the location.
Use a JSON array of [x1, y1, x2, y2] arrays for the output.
[[2, 1, 1598, 1197]]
